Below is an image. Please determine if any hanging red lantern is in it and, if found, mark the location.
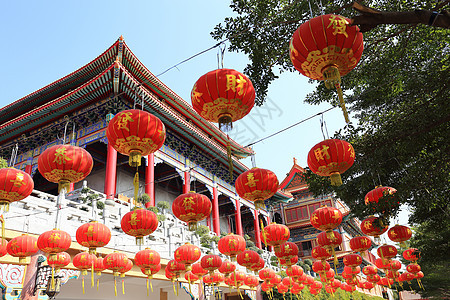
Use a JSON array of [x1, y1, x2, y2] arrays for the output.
[[379, 277, 394, 287], [47, 251, 71, 271], [166, 259, 186, 278], [104, 252, 129, 277], [290, 282, 304, 295], [406, 263, 421, 274], [309, 288, 321, 295], [388, 224, 412, 246], [174, 243, 201, 271], [365, 186, 397, 208], [249, 256, 265, 273], [390, 259, 402, 271], [343, 254, 362, 273], [320, 269, 335, 283], [200, 254, 222, 275], [343, 265, 360, 275], [7, 234, 38, 263], [140, 263, 160, 295], [185, 271, 199, 284], [277, 283, 289, 295], [119, 258, 133, 276], [362, 265, 378, 276], [375, 258, 391, 270], [135, 248, 161, 277], [311, 281, 323, 291], [377, 244, 398, 263], [282, 277, 295, 288], [37, 229, 71, 260], [244, 274, 259, 290], [235, 168, 279, 209], [191, 68, 256, 131], [367, 274, 381, 283], [360, 216, 389, 239], [290, 14, 364, 123], [76, 221, 111, 254], [211, 271, 225, 286], [310, 205, 343, 239], [330, 279, 342, 290], [325, 284, 337, 294], [218, 233, 246, 261], [172, 192, 212, 231], [304, 275, 315, 286], [73, 252, 95, 294], [93, 256, 105, 290], [38, 144, 93, 192], [286, 265, 304, 280], [279, 255, 298, 267], [229, 270, 246, 288], [0, 168, 34, 211], [275, 241, 299, 260], [121, 208, 158, 245], [262, 223, 290, 252], [403, 248, 421, 263], [317, 230, 342, 264], [312, 245, 331, 261], [218, 260, 236, 277], [307, 139, 355, 186], [261, 281, 273, 292], [259, 268, 276, 283], [236, 249, 260, 270], [349, 236, 372, 255], [270, 274, 282, 286], [399, 272, 416, 284], [312, 260, 331, 276], [191, 262, 208, 279]]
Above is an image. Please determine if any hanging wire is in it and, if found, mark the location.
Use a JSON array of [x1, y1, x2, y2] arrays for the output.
[[8, 144, 19, 167], [320, 114, 326, 140], [217, 43, 226, 69], [308, 0, 314, 18], [63, 117, 76, 145], [316, 0, 324, 15]]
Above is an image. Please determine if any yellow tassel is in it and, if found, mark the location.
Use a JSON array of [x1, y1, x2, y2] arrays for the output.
[[114, 278, 117, 297], [82, 277, 85, 294], [133, 169, 139, 202], [0, 215, 4, 246], [238, 287, 243, 299], [91, 263, 94, 288], [150, 278, 153, 293], [51, 266, 55, 291], [173, 281, 177, 296], [97, 278, 99, 290], [335, 83, 349, 123], [189, 282, 192, 295], [122, 279, 125, 294], [260, 219, 268, 247]]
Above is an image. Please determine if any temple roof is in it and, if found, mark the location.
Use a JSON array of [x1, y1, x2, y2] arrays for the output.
[[0, 36, 254, 173], [278, 157, 308, 192]]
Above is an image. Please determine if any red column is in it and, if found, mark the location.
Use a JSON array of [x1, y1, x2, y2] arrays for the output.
[[69, 182, 75, 192], [104, 142, 117, 199], [235, 197, 243, 236], [25, 152, 33, 175], [254, 209, 262, 249], [212, 186, 220, 236], [145, 153, 155, 207], [183, 171, 190, 194]]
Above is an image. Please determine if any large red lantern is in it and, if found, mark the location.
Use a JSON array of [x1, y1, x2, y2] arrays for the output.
[[406, 263, 421, 274], [249, 256, 265, 273], [388, 224, 412, 246], [279, 255, 298, 267], [244, 274, 259, 290], [38, 144, 93, 192], [349, 236, 372, 254], [37, 229, 71, 260], [365, 186, 397, 205], [47, 251, 71, 272], [200, 254, 222, 275], [262, 223, 290, 252], [0, 168, 34, 211], [236, 249, 260, 270], [307, 139, 355, 186], [362, 265, 378, 276], [104, 252, 129, 277], [7, 234, 38, 263], [360, 216, 389, 239], [218, 233, 246, 261], [191, 68, 255, 131], [121, 208, 158, 244], [312, 245, 331, 261], [390, 260, 402, 272], [377, 244, 398, 263], [166, 259, 186, 278], [174, 243, 201, 271], [312, 260, 330, 275], [290, 14, 364, 123], [235, 168, 279, 209], [76, 221, 111, 254], [403, 248, 421, 263], [310, 206, 343, 238], [375, 258, 391, 270], [172, 192, 211, 230], [343, 254, 362, 271]]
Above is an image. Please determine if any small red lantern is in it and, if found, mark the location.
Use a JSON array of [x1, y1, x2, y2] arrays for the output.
[[320, 269, 335, 283], [38, 144, 93, 192], [343, 265, 360, 275], [343, 253, 362, 270], [279, 255, 298, 267], [166, 259, 186, 278], [7, 234, 38, 263], [218, 233, 246, 261], [365, 186, 397, 206], [403, 248, 421, 263], [364, 281, 374, 290], [37, 229, 71, 260], [135, 248, 161, 277], [360, 216, 389, 239], [121, 208, 158, 245], [304, 275, 314, 286], [309, 288, 320, 295], [140, 263, 161, 295], [185, 271, 199, 283], [270, 274, 282, 286], [244, 274, 259, 290], [362, 265, 378, 276], [282, 277, 295, 288], [259, 268, 276, 283], [104, 252, 129, 277], [249, 256, 265, 272], [76, 221, 111, 254], [261, 281, 273, 292], [311, 281, 323, 290], [73, 252, 95, 294], [349, 236, 372, 254], [93, 256, 105, 289], [388, 224, 412, 246], [47, 251, 71, 272], [307, 139, 355, 186], [286, 265, 304, 280], [262, 223, 290, 252], [375, 258, 391, 270], [367, 274, 381, 283], [406, 263, 421, 274], [229, 270, 246, 288], [211, 271, 225, 286], [379, 277, 394, 287], [275, 241, 299, 260], [310, 206, 343, 238], [377, 244, 398, 263], [290, 282, 304, 295], [191, 68, 256, 131], [312, 245, 331, 261], [317, 230, 342, 264], [0, 168, 34, 211], [312, 260, 330, 275], [172, 192, 212, 230], [219, 260, 236, 277], [236, 249, 260, 270], [390, 259, 402, 271], [174, 243, 201, 271], [277, 284, 289, 295], [400, 272, 416, 283], [200, 254, 222, 275], [331, 279, 342, 289], [235, 168, 279, 209], [325, 284, 337, 294], [191, 262, 208, 279], [119, 259, 133, 276]]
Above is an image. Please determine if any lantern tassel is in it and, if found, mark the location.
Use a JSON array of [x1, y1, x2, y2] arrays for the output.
[[91, 263, 94, 287], [150, 276, 153, 293], [133, 168, 139, 203], [0, 215, 4, 242], [335, 81, 349, 123], [188, 282, 192, 295], [172, 281, 177, 296], [260, 219, 268, 248], [51, 266, 55, 291], [226, 135, 234, 182], [147, 278, 149, 297], [122, 279, 125, 294], [97, 278, 99, 290], [114, 277, 117, 297], [82, 276, 85, 294]]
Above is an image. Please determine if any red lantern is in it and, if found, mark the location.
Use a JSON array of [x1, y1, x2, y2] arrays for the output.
[[325, 284, 337, 294], [200, 254, 222, 275], [406, 263, 421, 274], [47, 251, 71, 272], [312, 260, 330, 275], [0, 239, 7, 257], [237, 249, 260, 270], [76, 221, 111, 254], [37, 229, 71, 260], [135, 248, 161, 276], [218, 233, 246, 261], [377, 244, 398, 263], [317, 230, 342, 264], [262, 223, 290, 252], [229, 270, 246, 288], [320, 269, 335, 283], [362, 265, 378, 276], [304, 275, 314, 286], [172, 192, 212, 231], [330, 279, 341, 290], [277, 283, 289, 294], [275, 241, 299, 260], [270, 274, 282, 286], [119, 259, 133, 277], [346, 277, 359, 286], [307, 139, 355, 186], [403, 248, 420, 263], [343, 266, 360, 275], [309, 288, 320, 295], [219, 260, 236, 277], [367, 274, 381, 283], [282, 277, 295, 288], [290, 14, 364, 123], [261, 281, 273, 292], [399, 272, 415, 283], [365, 186, 397, 207], [7, 234, 38, 263], [211, 272, 225, 285], [312, 245, 331, 261], [286, 265, 304, 280], [390, 260, 402, 271], [375, 258, 391, 270], [310, 206, 343, 238], [290, 282, 304, 294], [249, 256, 265, 272], [311, 281, 323, 290], [363, 281, 374, 290], [191, 263, 208, 279], [191, 68, 256, 131], [73, 252, 94, 293], [185, 271, 199, 283], [360, 216, 389, 239], [279, 255, 298, 267], [166, 259, 186, 278], [38, 144, 93, 192], [259, 268, 276, 283], [121, 208, 158, 245], [343, 253, 362, 269], [244, 274, 259, 290], [379, 277, 394, 286], [174, 243, 201, 271], [349, 236, 372, 254], [0, 168, 34, 211], [93, 256, 106, 275], [388, 225, 412, 246], [104, 252, 129, 277], [235, 168, 279, 209]]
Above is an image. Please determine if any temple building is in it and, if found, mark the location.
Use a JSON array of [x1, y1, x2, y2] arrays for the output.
[[0, 36, 289, 300]]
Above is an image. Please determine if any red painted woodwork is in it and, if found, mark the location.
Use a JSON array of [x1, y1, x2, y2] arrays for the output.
[[145, 153, 155, 207], [235, 197, 243, 236], [253, 210, 262, 248], [104, 143, 117, 200], [212, 186, 220, 236]]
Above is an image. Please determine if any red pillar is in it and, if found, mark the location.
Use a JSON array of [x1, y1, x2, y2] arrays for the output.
[[25, 152, 33, 175], [145, 153, 155, 207], [235, 197, 243, 236], [254, 209, 262, 249], [104, 142, 117, 199], [183, 171, 190, 194], [69, 182, 75, 192], [212, 186, 220, 236]]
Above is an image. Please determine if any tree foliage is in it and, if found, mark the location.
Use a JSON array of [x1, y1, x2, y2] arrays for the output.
[[213, 1, 449, 297]]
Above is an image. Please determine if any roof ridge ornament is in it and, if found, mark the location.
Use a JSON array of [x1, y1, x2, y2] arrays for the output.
[[117, 36, 124, 63]]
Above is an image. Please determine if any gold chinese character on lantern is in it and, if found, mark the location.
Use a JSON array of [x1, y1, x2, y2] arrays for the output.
[[128, 212, 140, 226], [10, 173, 24, 187], [245, 173, 259, 188], [182, 197, 195, 211], [53, 147, 72, 165], [116, 112, 134, 132], [327, 15, 349, 37], [314, 145, 330, 162], [225, 74, 247, 96]]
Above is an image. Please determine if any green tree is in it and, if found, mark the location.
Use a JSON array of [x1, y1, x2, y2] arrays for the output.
[[0, 157, 7, 168], [212, 1, 449, 298]]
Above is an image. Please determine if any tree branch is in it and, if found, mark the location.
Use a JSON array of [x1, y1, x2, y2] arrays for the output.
[[350, 1, 450, 32]]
